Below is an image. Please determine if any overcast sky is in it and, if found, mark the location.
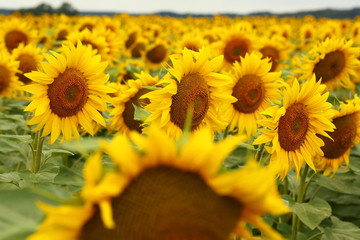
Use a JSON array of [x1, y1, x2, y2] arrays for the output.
[[2, 0, 360, 14]]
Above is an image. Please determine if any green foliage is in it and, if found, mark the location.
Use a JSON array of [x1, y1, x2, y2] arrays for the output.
[[291, 198, 332, 230], [0, 189, 56, 240]]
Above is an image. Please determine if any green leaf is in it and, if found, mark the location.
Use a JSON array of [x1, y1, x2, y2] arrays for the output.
[[43, 149, 74, 159], [54, 165, 84, 187], [133, 103, 151, 121], [125, 65, 142, 75], [53, 137, 100, 156], [314, 187, 360, 205], [321, 217, 360, 240], [0, 135, 32, 144], [332, 204, 360, 219], [141, 85, 162, 91], [291, 198, 332, 229], [0, 172, 21, 186], [314, 172, 360, 196], [18, 163, 60, 187], [0, 189, 56, 240]]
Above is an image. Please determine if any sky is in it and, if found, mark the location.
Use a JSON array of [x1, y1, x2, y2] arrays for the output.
[[2, 0, 360, 14]]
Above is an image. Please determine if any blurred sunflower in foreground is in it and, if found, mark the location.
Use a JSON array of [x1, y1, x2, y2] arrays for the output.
[[23, 41, 115, 144], [27, 127, 289, 240]]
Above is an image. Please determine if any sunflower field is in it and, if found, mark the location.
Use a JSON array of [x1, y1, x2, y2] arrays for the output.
[[1, 12, 360, 240]]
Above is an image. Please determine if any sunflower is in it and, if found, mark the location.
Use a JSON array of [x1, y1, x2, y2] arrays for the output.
[[254, 75, 335, 179], [213, 23, 258, 70], [12, 43, 43, 85], [0, 52, 22, 98], [258, 34, 293, 72], [116, 58, 145, 84], [53, 22, 74, 43], [123, 24, 141, 51], [75, 16, 99, 32], [176, 31, 209, 53], [23, 41, 115, 144], [0, 17, 36, 53], [314, 95, 360, 176], [28, 127, 289, 240], [109, 71, 159, 134], [143, 47, 236, 139], [222, 52, 282, 137], [65, 28, 110, 62], [143, 40, 169, 69], [298, 23, 317, 50], [129, 36, 147, 59], [301, 38, 360, 90]]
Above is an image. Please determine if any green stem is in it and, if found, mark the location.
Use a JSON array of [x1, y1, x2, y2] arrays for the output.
[[291, 164, 310, 240], [303, 171, 317, 198], [32, 129, 45, 173], [255, 143, 267, 165]]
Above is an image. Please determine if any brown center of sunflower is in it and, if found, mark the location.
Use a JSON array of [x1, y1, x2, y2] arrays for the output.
[[204, 34, 216, 43], [80, 167, 242, 240], [170, 72, 209, 131], [232, 74, 264, 113], [146, 45, 167, 64], [224, 37, 249, 64], [318, 113, 357, 159], [47, 67, 88, 117], [260, 46, 280, 72], [305, 30, 312, 39], [16, 54, 37, 84], [313, 50, 345, 83], [185, 43, 199, 52], [56, 29, 68, 41], [278, 103, 309, 151], [0, 66, 10, 94], [5, 30, 28, 52], [131, 42, 146, 58], [122, 88, 151, 133], [125, 32, 137, 49], [80, 23, 94, 31], [80, 40, 99, 53]]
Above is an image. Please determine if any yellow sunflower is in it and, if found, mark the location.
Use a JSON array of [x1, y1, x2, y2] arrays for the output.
[[65, 28, 110, 62], [115, 58, 145, 84], [298, 23, 317, 50], [222, 52, 282, 137], [143, 47, 236, 139], [254, 75, 335, 179], [176, 31, 209, 53], [213, 23, 258, 70], [258, 34, 293, 72], [109, 71, 159, 134], [315, 95, 360, 176], [28, 127, 289, 240], [23, 41, 115, 144], [0, 52, 22, 98], [12, 43, 43, 85], [143, 40, 169, 69], [301, 38, 360, 90], [0, 17, 36, 53]]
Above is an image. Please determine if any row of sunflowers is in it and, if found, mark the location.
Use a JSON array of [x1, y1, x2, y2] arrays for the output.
[[0, 13, 360, 240]]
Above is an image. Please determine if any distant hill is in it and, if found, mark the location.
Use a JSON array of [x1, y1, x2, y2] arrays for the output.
[[0, 5, 359, 19]]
